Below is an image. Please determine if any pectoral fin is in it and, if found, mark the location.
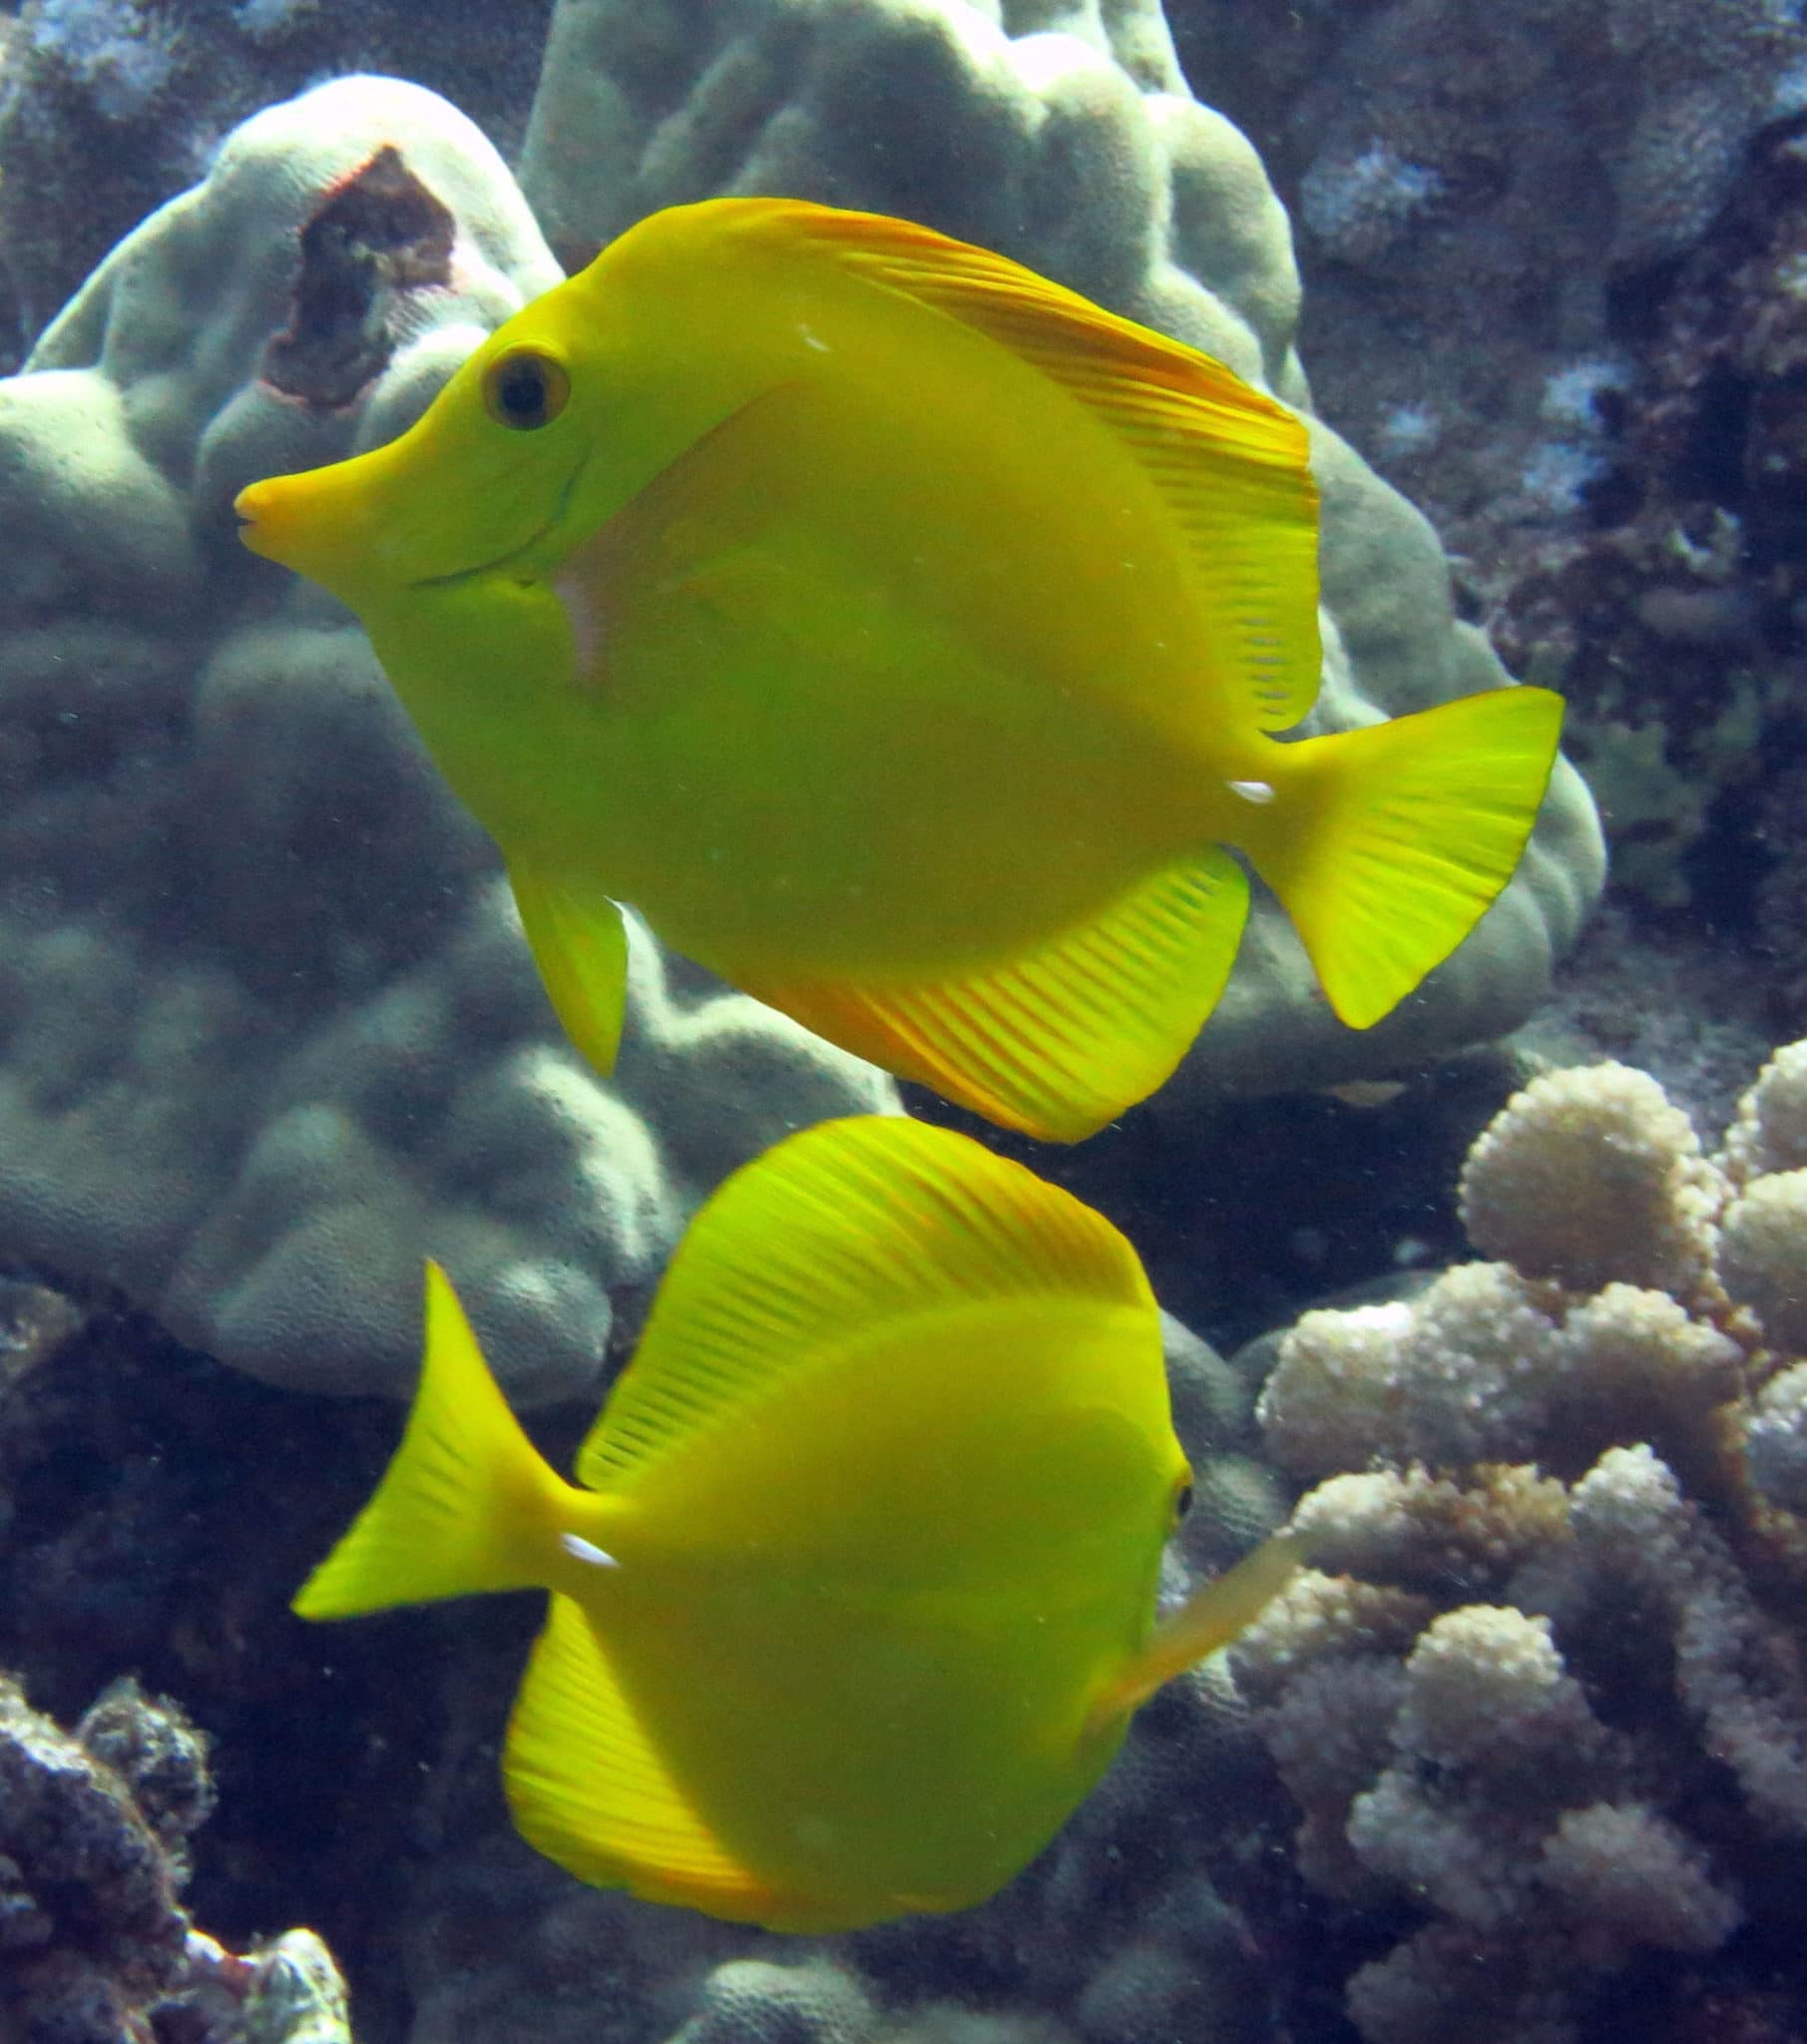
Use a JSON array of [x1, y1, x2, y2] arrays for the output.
[[509, 861, 630, 1076], [1089, 1530, 1307, 1732]]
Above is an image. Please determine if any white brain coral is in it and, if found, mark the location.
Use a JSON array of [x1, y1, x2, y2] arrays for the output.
[[1458, 1063, 1724, 1298]]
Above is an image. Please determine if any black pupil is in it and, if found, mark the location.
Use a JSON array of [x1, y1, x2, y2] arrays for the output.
[[1175, 1483, 1194, 1519], [498, 360, 549, 425]]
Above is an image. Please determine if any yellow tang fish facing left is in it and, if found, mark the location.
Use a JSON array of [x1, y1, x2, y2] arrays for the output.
[[236, 197, 1564, 1142], [292, 1116, 1304, 1933]]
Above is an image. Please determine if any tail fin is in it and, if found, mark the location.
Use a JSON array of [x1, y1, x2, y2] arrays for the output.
[[294, 1264, 569, 1621], [1244, 686, 1564, 1029]]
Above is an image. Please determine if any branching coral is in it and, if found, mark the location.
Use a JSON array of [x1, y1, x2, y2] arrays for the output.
[[1241, 1041, 1807, 2043], [1457, 1061, 1725, 1297]]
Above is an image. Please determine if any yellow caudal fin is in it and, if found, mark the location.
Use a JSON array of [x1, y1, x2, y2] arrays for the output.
[[293, 1264, 569, 1621], [508, 860, 630, 1077], [738, 848, 1250, 1143], [504, 1595, 804, 1926], [1243, 686, 1565, 1029], [1091, 1531, 1307, 1730]]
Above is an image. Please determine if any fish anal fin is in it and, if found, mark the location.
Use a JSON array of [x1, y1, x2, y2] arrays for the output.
[[505, 1595, 791, 1924], [508, 861, 630, 1076], [738, 200, 1321, 734], [735, 848, 1251, 1143]]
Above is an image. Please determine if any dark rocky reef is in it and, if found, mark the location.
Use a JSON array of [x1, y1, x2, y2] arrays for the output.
[[0, 1659, 349, 2044]]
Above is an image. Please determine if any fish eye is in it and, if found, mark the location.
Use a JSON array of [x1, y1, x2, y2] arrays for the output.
[[483, 346, 571, 431], [1173, 1478, 1194, 1524]]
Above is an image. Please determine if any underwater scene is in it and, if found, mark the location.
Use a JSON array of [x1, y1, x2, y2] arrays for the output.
[[0, 0, 1803, 2039]]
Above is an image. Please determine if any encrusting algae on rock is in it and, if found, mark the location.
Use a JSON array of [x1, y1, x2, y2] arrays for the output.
[[237, 195, 1564, 1142], [295, 1115, 1302, 1932]]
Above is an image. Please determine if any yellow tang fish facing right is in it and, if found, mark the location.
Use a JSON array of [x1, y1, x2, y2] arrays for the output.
[[237, 198, 1564, 1142], [292, 1115, 1304, 1933]]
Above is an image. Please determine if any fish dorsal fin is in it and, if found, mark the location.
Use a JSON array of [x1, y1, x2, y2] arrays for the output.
[[576, 1115, 1148, 1492], [743, 199, 1321, 734], [505, 1595, 788, 1922], [735, 847, 1249, 1144]]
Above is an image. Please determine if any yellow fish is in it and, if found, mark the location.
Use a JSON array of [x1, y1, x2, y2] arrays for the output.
[[293, 1116, 1302, 1932], [236, 197, 1563, 1142]]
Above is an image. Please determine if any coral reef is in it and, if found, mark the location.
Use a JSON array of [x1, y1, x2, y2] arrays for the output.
[[0, 1287, 517, 2037], [1168, 0, 1807, 534], [1168, 0, 1807, 983], [3, 2, 1760, 2040], [0, 72, 894, 1402], [0, 1668, 351, 2043], [1159, 0, 1807, 978], [519, 0, 1604, 1112], [0, 1210, 1297, 2044], [0, 0, 1617, 1405], [1489, 118, 1807, 944], [0, 0, 555, 367], [1240, 1040, 1807, 2043]]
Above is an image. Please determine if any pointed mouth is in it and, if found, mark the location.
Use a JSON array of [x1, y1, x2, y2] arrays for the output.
[[232, 444, 592, 592], [233, 472, 335, 573], [233, 490, 283, 561]]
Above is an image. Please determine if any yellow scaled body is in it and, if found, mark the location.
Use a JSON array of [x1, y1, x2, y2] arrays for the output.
[[293, 1118, 1300, 1931], [237, 198, 1563, 1141]]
